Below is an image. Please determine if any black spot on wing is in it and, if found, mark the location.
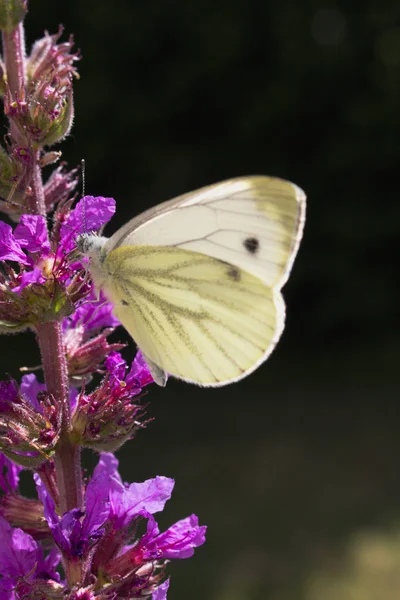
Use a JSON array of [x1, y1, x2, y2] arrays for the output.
[[227, 266, 241, 281], [121, 299, 129, 306], [243, 237, 259, 254]]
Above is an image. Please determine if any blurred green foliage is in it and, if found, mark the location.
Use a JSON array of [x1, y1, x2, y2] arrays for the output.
[[3, 1, 400, 598]]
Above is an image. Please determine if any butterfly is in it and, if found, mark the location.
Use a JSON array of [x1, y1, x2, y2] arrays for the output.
[[77, 176, 306, 387]]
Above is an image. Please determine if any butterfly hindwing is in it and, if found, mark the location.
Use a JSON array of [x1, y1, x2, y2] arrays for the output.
[[102, 245, 282, 386]]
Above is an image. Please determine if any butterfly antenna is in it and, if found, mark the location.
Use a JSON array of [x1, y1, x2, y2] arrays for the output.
[[0, 185, 34, 215], [81, 158, 87, 233]]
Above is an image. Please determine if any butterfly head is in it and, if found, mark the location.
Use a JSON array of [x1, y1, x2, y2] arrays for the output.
[[76, 233, 107, 256], [75, 233, 109, 289]]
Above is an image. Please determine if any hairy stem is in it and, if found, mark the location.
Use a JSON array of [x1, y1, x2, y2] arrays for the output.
[[37, 321, 83, 516], [1, 22, 25, 98], [1, 22, 26, 144], [30, 151, 47, 216]]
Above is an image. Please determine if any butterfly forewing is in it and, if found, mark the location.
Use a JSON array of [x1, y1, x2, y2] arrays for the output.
[[105, 177, 305, 289]]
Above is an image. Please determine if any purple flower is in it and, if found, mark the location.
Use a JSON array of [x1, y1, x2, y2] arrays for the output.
[[0, 454, 22, 495], [65, 289, 119, 331], [0, 381, 18, 402], [34, 462, 109, 558], [14, 215, 50, 254], [90, 453, 205, 597], [20, 373, 77, 412], [128, 350, 155, 388], [0, 380, 18, 412], [63, 300, 124, 385], [104, 510, 206, 586], [0, 218, 50, 296], [138, 513, 206, 561], [94, 453, 174, 529], [0, 516, 60, 591], [0, 517, 38, 580], [20, 374, 46, 413], [104, 352, 126, 381], [0, 222, 30, 265], [43, 163, 79, 211], [0, 577, 15, 600], [153, 579, 170, 600], [13, 266, 46, 294], [60, 195, 115, 253], [72, 351, 151, 451], [105, 350, 153, 392]]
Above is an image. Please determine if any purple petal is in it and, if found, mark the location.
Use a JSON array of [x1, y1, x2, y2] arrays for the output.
[[39, 547, 61, 582], [59, 509, 85, 556], [105, 352, 127, 383], [14, 215, 50, 254], [0, 381, 18, 403], [0, 454, 22, 494], [153, 579, 170, 600], [109, 477, 174, 528], [145, 512, 160, 537], [0, 221, 29, 265], [0, 577, 16, 600], [0, 517, 38, 579], [93, 453, 122, 487], [126, 350, 154, 387], [20, 374, 45, 412], [20, 374, 77, 412], [146, 515, 207, 560], [68, 290, 119, 330], [34, 474, 70, 553], [60, 196, 115, 252], [13, 266, 46, 294], [83, 463, 111, 539], [35, 471, 108, 558], [90, 454, 124, 505], [0, 380, 18, 411], [69, 386, 78, 412]]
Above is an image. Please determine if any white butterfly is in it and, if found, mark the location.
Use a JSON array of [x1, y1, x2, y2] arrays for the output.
[[77, 176, 306, 387]]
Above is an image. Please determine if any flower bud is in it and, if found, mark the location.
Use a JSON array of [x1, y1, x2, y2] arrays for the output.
[[0, 0, 27, 33], [32, 86, 75, 147], [0, 143, 27, 219], [0, 259, 75, 333], [4, 81, 75, 148], [0, 493, 50, 539], [103, 553, 165, 599], [71, 354, 151, 451], [72, 382, 148, 452], [15, 578, 65, 600], [20, 27, 80, 147], [43, 163, 78, 211], [65, 325, 125, 385], [0, 380, 61, 467]]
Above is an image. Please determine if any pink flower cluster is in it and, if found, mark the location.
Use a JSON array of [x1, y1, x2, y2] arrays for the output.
[[0, 3, 206, 598]]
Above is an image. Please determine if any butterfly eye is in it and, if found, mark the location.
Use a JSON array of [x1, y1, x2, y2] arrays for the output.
[[243, 237, 260, 254]]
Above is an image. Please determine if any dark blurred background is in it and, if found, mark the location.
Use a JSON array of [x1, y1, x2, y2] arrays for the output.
[[4, 1, 400, 598]]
